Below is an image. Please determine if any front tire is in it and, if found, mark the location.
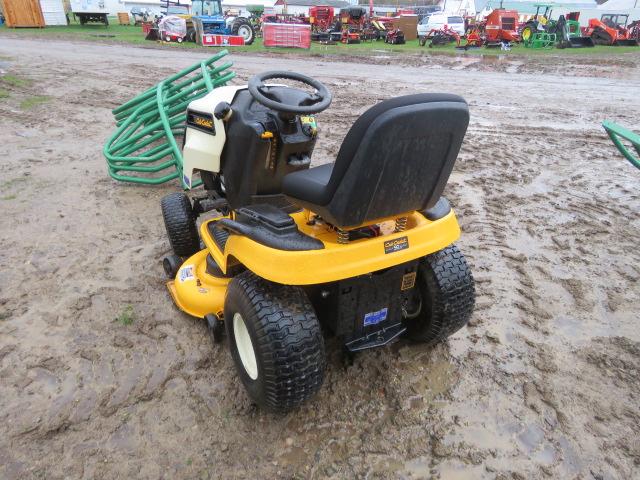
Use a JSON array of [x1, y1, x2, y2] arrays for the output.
[[161, 192, 200, 257], [231, 18, 255, 45], [403, 244, 475, 344], [224, 272, 326, 412]]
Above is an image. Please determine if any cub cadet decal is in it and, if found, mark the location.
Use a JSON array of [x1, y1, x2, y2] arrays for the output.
[[364, 307, 388, 326], [187, 111, 216, 134], [401, 271, 417, 290], [384, 236, 409, 254]]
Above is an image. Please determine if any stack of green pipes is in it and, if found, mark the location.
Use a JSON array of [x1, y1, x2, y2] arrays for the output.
[[103, 50, 235, 187]]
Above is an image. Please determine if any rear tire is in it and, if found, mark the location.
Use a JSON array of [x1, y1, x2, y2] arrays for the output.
[[403, 244, 475, 344], [224, 272, 326, 412], [521, 25, 535, 44], [161, 192, 200, 257]]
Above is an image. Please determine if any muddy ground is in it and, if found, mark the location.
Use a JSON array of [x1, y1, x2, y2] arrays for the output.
[[0, 39, 639, 480]]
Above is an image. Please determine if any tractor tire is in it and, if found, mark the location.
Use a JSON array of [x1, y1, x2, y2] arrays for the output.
[[231, 18, 255, 45], [403, 244, 475, 345], [161, 192, 200, 257], [224, 272, 326, 412], [521, 25, 535, 44]]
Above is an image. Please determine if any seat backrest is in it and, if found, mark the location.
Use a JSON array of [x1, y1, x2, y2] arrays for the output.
[[321, 93, 469, 227]]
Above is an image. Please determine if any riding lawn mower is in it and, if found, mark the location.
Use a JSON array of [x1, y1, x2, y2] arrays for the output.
[[159, 71, 476, 412]]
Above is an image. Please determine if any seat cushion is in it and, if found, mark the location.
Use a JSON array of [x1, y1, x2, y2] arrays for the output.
[[282, 163, 334, 206]]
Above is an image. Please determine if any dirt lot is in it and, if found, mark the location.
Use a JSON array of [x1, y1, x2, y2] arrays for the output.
[[0, 39, 639, 480]]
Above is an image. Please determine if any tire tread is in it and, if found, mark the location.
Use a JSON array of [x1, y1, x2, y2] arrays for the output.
[[406, 244, 475, 344], [225, 272, 325, 412], [161, 193, 200, 257]]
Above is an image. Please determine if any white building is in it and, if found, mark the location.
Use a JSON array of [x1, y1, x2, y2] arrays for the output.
[[273, 0, 350, 16]]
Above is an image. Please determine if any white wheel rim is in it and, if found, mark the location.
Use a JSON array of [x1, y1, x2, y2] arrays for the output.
[[233, 313, 258, 380], [239, 26, 251, 41]]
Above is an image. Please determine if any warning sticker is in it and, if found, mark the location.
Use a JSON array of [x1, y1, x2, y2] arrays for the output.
[[178, 265, 195, 283], [401, 272, 417, 291], [364, 308, 388, 327], [384, 236, 409, 254]]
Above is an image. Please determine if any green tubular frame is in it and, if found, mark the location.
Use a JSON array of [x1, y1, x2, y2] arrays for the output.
[[103, 51, 235, 187], [602, 120, 640, 170]]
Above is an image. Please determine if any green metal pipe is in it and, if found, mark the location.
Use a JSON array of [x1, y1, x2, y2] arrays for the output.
[[104, 52, 234, 186], [113, 63, 233, 122], [602, 120, 640, 170], [112, 50, 230, 115]]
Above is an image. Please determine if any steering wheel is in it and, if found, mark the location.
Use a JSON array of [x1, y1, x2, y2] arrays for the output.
[[248, 71, 332, 115]]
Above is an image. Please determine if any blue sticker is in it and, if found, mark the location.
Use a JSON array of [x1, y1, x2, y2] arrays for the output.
[[183, 174, 191, 188], [364, 308, 388, 327]]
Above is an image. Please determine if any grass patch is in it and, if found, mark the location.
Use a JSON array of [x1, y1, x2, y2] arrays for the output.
[[2, 195, 17, 200], [20, 95, 51, 109], [0, 88, 9, 99], [0, 74, 31, 87], [116, 305, 135, 326], [1, 17, 639, 59], [2, 176, 28, 188]]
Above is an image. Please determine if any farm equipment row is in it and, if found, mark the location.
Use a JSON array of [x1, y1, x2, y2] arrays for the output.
[[421, 4, 638, 51], [137, 0, 638, 51], [308, 6, 405, 44]]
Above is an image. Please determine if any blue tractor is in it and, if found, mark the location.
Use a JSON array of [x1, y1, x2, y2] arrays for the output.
[[187, 0, 256, 44]]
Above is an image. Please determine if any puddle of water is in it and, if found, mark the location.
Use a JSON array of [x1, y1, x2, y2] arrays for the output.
[[517, 423, 545, 453], [551, 314, 627, 345], [406, 360, 456, 403], [532, 442, 557, 465], [277, 445, 307, 467], [442, 387, 525, 453], [405, 457, 486, 479]]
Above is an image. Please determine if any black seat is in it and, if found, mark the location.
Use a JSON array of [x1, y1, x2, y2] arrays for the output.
[[282, 93, 469, 228]]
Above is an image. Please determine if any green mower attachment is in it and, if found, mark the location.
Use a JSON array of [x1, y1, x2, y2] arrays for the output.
[[103, 51, 235, 187], [524, 32, 556, 48], [603, 121, 640, 170]]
